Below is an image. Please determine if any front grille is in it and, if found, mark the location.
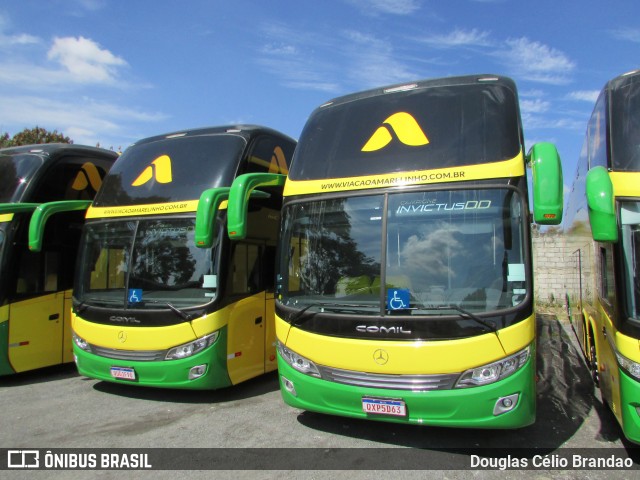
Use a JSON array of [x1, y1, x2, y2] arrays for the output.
[[90, 344, 167, 362], [317, 365, 459, 391]]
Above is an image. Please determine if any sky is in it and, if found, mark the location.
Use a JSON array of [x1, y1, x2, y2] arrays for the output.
[[0, 0, 638, 190]]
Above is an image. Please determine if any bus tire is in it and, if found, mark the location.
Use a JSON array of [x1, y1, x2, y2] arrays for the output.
[[589, 337, 600, 388]]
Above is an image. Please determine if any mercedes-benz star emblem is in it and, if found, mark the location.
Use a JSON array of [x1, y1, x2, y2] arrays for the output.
[[373, 349, 389, 365], [118, 331, 127, 343]]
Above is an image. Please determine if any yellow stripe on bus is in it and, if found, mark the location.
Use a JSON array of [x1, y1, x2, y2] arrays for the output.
[[86, 200, 201, 218], [610, 172, 640, 197], [276, 314, 533, 374], [283, 153, 525, 196]]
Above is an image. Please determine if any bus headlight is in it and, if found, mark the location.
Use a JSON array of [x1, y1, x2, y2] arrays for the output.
[[455, 346, 530, 388], [615, 350, 640, 381], [277, 341, 321, 377], [72, 332, 91, 353], [165, 332, 218, 360]]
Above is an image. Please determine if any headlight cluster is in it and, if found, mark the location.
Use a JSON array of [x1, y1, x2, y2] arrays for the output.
[[455, 346, 530, 388], [165, 332, 219, 360], [277, 341, 320, 377], [73, 332, 91, 352], [615, 349, 640, 381]]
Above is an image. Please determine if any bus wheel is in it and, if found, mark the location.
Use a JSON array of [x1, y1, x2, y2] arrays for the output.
[[589, 341, 600, 387]]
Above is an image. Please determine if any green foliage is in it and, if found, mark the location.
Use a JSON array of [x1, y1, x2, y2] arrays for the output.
[[0, 126, 72, 148]]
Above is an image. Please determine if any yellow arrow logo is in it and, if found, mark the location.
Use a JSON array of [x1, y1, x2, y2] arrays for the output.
[[71, 162, 103, 192], [269, 146, 288, 174], [361, 112, 429, 152], [132, 155, 173, 186]]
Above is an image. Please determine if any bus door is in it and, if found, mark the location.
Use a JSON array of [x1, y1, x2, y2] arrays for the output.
[[8, 292, 65, 372], [596, 244, 622, 412], [7, 211, 81, 372], [226, 241, 269, 384]]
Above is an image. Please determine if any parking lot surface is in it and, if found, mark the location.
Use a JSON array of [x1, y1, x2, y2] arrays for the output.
[[1, 314, 637, 479]]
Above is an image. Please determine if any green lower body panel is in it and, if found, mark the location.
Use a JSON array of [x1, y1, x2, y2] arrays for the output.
[[277, 355, 536, 429], [620, 370, 640, 444], [74, 331, 231, 390]]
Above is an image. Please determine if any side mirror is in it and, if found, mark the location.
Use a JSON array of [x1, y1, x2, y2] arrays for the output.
[[529, 142, 563, 225], [586, 166, 618, 242], [227, 173, 284, 240]]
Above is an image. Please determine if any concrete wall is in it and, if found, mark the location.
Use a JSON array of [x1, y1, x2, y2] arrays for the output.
[[532, 227, 594, 308]]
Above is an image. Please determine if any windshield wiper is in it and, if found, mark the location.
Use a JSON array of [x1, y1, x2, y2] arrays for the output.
[[413, 304, 497, 332], [140, 300, 195, 321], [287, 302, 374, 326], [434, 304, 497, 332]]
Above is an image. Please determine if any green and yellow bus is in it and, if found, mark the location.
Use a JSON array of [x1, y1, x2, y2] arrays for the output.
[[0, 143, 116, 375], [63, 126, 295, 389], [274, 75, 563, 428], [564, 69, 640, 443]]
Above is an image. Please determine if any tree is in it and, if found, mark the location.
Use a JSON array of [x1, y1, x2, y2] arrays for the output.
[[0, 132, 10, 148], [0, 126, 73, 148]]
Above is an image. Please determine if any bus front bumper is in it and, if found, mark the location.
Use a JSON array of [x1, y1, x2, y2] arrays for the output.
[[73, 342, 232, 390], [620, 370, 640, 444], [277, 355, 536, 429]]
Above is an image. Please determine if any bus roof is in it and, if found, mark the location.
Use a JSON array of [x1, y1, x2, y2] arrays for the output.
[[605, 69, 640, 93], [127, 125, 296, 149], [0, 143, 118, 160], [313, 74, 517, 112]]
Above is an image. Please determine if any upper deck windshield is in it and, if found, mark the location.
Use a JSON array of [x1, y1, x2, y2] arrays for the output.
[[94, 135, 246, 206], [279, 187, 528, 337], [611, 73, 640, 171], [0, 153, 44, 203], [74, 216, 219, 313], [289, 80, 521, 181]]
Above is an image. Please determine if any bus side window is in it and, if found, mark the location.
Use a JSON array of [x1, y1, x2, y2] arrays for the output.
[[599, 246, 616, 309], [242, 135, 293, 175], [229, 243, 261, 295]]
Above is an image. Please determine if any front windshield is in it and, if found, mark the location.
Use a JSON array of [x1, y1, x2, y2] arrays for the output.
[[611, 74, 640, 171], [280, 188, 527, 316], [75, 217, 218, 310], [620, 202, 640, 322], [0, 153, 44, 203]]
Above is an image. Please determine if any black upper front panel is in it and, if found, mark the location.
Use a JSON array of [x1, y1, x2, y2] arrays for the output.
[[289, 76, 521, 181], [94, 134, 247, 207]]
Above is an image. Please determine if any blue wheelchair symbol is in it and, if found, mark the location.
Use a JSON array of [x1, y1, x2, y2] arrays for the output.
[[128, 289, 142, 304], [387, 289, 410, 310]]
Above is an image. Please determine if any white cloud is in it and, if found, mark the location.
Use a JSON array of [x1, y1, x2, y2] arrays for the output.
[[0, 95, 167, 147], [520, 98, 551, 114], [342, 30, 417, 87], [0, 13, 41, 47], [567, 90, 600, 103], [498, 37, 575, 85], [610, 27, 640, 43], [417, 28, 493, 48], [257, 23, 342, 92], [47, 36, 127, 84], [346, 0, 422, 15]]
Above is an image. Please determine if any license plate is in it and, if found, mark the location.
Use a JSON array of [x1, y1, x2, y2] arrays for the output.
[[110, 366, 136, 380], [362, 397, 407, 417]]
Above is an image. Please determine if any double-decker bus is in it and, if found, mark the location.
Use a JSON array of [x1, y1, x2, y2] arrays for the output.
[[0, 143, 117, 375], [274, 74, 563, 428], [64, 126, 295, 389], [564, 69, 640, 443]]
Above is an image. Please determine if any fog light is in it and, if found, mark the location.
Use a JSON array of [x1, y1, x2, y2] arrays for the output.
[[281, 375, 297, 396], [188, 364, 207, 380], [493, 393, 519, 415]]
